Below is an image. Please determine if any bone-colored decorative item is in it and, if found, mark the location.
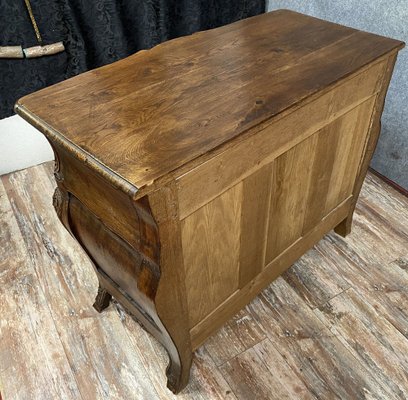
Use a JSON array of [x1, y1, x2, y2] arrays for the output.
[[23, 42, 65, 58], [0, 46, 24, 59], [0, 0, 65, 59]]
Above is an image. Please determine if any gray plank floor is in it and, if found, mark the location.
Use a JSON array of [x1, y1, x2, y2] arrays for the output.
[[0, 162, 407, 400]]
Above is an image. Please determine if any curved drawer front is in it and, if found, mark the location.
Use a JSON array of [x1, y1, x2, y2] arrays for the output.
[[68, 195, 160, 308]]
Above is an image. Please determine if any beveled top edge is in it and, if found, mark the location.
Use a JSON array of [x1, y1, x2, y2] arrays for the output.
[[14, 103, 138, 196]]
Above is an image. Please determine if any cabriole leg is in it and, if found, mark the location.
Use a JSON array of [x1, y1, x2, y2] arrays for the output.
[[164, 340, 192, 394]]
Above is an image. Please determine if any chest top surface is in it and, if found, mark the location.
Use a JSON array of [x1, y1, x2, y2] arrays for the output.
[[16, 9, 403, 193]]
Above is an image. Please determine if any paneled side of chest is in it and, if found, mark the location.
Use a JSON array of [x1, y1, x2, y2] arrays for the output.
[[175, 55, 396, 349]]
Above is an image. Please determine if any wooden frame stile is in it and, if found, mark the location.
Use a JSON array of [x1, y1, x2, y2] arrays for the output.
[[334, 53, 399, 237], [148, 183, 193, 392]]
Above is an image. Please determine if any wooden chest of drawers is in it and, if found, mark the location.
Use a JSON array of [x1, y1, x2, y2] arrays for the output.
[[15, 10, 404, 393]]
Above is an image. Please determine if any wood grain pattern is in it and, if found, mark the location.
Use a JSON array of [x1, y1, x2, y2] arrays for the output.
[[324, 98, 376, 214], [315, 288, 408, 398], [0, 179, 82, 400], [177, 59, 386, 219], [265, 134, 318, 263], [1, 163, 408, 399], [302, 98, 376, 234], [282, 247, 350, 310], [184, 95, 378, 336], [148, 182, 194, 393], [219, 346, 303, 400], [249, 278, 401, 400], [203, 308, 266, 367], [190, 197, 353, 349], [181, 183, 243, 328], [11, 9, 404, 394], [252, 339, 317, 400], [301, 121, 343, 234], [265, 96, 376, 262], [15, 11, 403, 194], [239, 164, 272, 287]]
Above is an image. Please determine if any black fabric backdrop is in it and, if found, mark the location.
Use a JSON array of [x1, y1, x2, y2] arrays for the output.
[[0, 0, 265, 119]]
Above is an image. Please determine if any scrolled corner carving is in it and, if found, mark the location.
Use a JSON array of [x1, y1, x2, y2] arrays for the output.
[[53, 150, 64, 182]]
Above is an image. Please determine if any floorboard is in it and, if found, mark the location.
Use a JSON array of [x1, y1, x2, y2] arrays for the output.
[[0, 162, 407, 399]]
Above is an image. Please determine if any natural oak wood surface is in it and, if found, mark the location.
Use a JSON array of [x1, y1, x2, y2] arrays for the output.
[[1, 163, 407, 399], [15, 10, 403, 194], [13, 9, 404, 393], [175, 59, 386, 219]]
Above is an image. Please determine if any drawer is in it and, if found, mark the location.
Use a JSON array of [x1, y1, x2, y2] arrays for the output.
[[53, 143, 159, 263]]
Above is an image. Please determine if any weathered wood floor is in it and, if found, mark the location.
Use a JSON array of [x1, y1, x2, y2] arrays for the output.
[[0, 162, 407, 400]]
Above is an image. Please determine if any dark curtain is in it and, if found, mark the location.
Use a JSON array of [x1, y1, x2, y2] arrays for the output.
[[0, 0, 265, 119]]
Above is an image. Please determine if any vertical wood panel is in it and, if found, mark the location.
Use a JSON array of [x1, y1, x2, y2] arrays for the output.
[[182, 183, 243, 328], [339, 98, 377, 198], [239, 163, 273, 287], [264, 99, 376, 266], [265, 135, 318, 264], [324, 98, 376, 213], [301, 122, 342, 234]]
